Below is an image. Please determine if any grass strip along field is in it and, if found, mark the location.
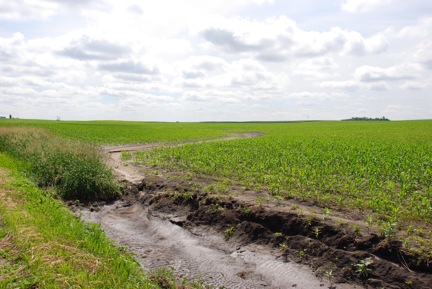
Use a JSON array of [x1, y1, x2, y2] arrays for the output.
[[133, 120, 432, 262], [0, 155, 153, 288], [0, 125, 210, 288]]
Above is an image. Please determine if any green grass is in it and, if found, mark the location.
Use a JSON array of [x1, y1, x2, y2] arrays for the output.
[[0, 119, 239, 146], [0, 154, 210, 288], [0, 127, 120, 200], [0, 154, 153, 288]]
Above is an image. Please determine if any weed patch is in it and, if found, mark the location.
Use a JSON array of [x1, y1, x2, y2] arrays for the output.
[[0, 127, 119, 200]]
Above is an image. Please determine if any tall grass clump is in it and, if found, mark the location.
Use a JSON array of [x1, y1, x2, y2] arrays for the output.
[[0, 127, 119, 200]]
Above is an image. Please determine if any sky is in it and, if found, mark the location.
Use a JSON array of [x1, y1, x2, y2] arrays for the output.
[[0, 0, 431, 121]]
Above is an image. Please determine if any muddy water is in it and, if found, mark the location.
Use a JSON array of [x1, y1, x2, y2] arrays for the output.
[[80, 201, 356, 289]]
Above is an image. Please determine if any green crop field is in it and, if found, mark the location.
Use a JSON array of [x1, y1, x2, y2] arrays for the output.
[[132, 120, 432, 254], [6, 118, 429, 227], [2, 120, 431, 223], [1, 119, 432, 258]]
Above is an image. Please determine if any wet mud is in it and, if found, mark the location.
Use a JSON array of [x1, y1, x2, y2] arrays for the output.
[[76, 172, 431, 288], [80, 201, 343, 288]]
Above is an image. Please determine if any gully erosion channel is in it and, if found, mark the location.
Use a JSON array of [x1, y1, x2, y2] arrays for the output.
[[76, 135, 359, 289]]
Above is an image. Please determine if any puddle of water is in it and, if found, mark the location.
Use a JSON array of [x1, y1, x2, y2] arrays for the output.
[[80, 202, 357, 289]]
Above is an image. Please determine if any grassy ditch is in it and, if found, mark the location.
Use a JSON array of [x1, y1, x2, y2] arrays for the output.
[[0, 127, 119, 200], [0, 154, 150, 288], [0, 154, 209, 288]]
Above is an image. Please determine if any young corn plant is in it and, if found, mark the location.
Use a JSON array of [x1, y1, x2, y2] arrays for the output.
[[313, 227, 322, 239], [224, 226, 235, 241], [365, 215, 373, 233], [279, 243, 289, 262], [322, 208, 331, 224], [351, 224, 361, 236], [324, 270, 334, 288], [354, 257, 373, 277], [380, 221, 397, 243]]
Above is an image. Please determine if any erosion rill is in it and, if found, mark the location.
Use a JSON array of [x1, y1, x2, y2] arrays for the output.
[[78, 181, 352, 288], [77, 173, 432, 288]]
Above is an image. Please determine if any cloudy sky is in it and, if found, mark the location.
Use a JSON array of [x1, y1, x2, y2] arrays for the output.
[[0, 0, 431, 121]]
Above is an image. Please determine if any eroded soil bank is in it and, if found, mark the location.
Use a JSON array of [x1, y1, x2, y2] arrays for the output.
[[78, 183, 356, 289], [75, 134, 432, 288], [75, 172, 432, 288]]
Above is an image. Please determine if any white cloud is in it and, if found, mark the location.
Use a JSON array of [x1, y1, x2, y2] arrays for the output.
[[296, 100, 318, 106], [317, 80, 361, 91], [385, 17, 432, 40], [368, 82, 390, 91], [193, 16, 388, 61], [0, 33, 88, 82], [382, 104, 423, 119], [1, 1, 431, 121], [293, 70, 340, 79], [0, 0, 59, 21], [1, 87, 38, 95], [174, 56, 229, 75], [317, 61, 425, 92], [353, 63, 419, 82], [341, 0, 394, 13], [357, 108, 370, 113], [0, 76, 18, 87], [172, 58, 290, 99], [103, 82, 180, 94], [179, 90, 245, 104], [331, 92, 351, 98], [100, 88, 173, 101], [412, 40, 432, 70], [55, 35, 132, 61], [287, 91, 350, 100], [317, 79, 394, 91], [400, 81, 429, 90], [0, 0, 108, 21], [292, 57, 341, 79], [295, 57, 338, 71]]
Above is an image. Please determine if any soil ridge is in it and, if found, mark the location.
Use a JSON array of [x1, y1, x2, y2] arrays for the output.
[[121, 176, 432, 289]]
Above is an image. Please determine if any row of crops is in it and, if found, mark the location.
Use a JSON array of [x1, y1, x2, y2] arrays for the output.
[[134, 120, 432, 227], [2, 119, 431, 227]]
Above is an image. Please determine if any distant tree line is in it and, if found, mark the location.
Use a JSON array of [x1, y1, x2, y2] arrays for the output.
[[342, 116, 390, 121]]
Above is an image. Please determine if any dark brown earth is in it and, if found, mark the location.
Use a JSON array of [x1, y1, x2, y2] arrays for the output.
[[123, 175, 432, 289]]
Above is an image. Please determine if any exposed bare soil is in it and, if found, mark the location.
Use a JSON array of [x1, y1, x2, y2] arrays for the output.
[[75, 133, 432, 288], [104, 132, 266, 185], [79, 193, 346, 288], [104, 132, 266, 153]]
